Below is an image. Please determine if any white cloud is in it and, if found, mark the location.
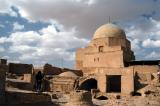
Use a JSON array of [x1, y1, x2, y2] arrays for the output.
[[142, 39, 160, 48], [0, 0, 17, 17], [125, 18, 160, 49], [0, 37, 8, 43], [8, 31, 41, 45], [0, 24, 89, 67], [130, 39, 141, 53], [0, 0, 160, 38], [13, 22, 24, 31], [1, 0, 158, 38], [125, 18, 160, 59], [0, 0, 11, 13], [126, 18, 160, 40]]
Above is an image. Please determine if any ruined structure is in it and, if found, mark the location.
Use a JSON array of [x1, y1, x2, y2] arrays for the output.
[[49, 71, 78, 93], [76, 23, 159, 95], [67, 90, 93, 106], [33, 63, 83, 93], [76, 23, 135, 71], [8, 63, 33, 82], [0, 23, 160, 106]]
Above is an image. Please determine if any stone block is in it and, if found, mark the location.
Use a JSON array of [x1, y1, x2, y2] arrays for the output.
[[24, 74, 32, 82]]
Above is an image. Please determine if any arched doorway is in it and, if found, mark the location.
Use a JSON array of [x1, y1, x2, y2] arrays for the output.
[[79, 78, 97, 91]]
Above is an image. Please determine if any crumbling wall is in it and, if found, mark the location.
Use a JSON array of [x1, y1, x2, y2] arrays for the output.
[[8, 63, 33, 84], [43, 64, 83, 76], [0, 64, 9, 72], [9, 63, 33, 74], [133, 65, 158, 73], [67, 90, 93, 106], [133, 65, 158, 82], [49, 77, 76, 93], [43, 64, 63, 75], [5, 92, 52, 106]]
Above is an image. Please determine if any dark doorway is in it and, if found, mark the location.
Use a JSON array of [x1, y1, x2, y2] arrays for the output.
[[79, 78, 97, 91], [99, 46, 104, 52], [107, 75, 121, 92]]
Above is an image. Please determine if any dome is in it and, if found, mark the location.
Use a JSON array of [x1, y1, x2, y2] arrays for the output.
[[59, 71, 78, 77], [93, 23, 126, 39]]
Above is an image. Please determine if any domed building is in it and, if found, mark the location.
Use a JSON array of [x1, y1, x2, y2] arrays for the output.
[[59, 71, 78, 78], [48, 71, 78, 93], [75, 23, 158, 95], [76, 23, 135, 71]]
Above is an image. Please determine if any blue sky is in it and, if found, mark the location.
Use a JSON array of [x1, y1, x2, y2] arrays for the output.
[[0, 0, 160, 68]]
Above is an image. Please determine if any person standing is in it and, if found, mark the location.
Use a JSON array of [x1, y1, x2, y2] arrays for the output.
[[35, 71, 44, 92]]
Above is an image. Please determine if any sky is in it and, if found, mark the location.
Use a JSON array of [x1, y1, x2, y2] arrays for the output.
[[0, 0, 160, 68]]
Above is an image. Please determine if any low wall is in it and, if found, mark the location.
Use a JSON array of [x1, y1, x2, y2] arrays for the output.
[[9, 63, 33, 74], [133, 65, 158, 73], [133, 65, 158, 82]]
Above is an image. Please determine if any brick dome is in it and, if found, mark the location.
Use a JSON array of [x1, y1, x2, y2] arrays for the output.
[[59, 71, 78, 77], [93, 23, 126, 39]]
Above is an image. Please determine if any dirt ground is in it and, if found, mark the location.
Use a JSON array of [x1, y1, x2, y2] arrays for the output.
[[5, 78, 160, 106]]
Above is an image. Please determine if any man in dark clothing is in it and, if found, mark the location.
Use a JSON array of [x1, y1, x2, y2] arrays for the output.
[[35, 71, 44, 92]]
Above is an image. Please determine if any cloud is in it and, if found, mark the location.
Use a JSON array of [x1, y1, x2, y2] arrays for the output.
[[7, 31, 41, 45], [0, 0, 160, 66], [126, 18, 160, 40], [142, 39, 160, 48], [125, 18, 160, 45], [2, 0, 158, 38], [0, 37, 8, 43], [13, 22, 24, 31], [125, 18, 160, 59], [130, 39, 141, 53], [0, 46, 5, 52], [0, 0, 11, 13], [1, 1, 160, 39], [145, 51, 160, 59], [0, 24, 89, 67], [0, 0, 17, 17]]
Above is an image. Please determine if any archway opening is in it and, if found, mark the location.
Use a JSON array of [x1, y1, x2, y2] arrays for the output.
[[96, 96, 108, 100], [79, 78, 97, 91], [132, 92, 142, 96]]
